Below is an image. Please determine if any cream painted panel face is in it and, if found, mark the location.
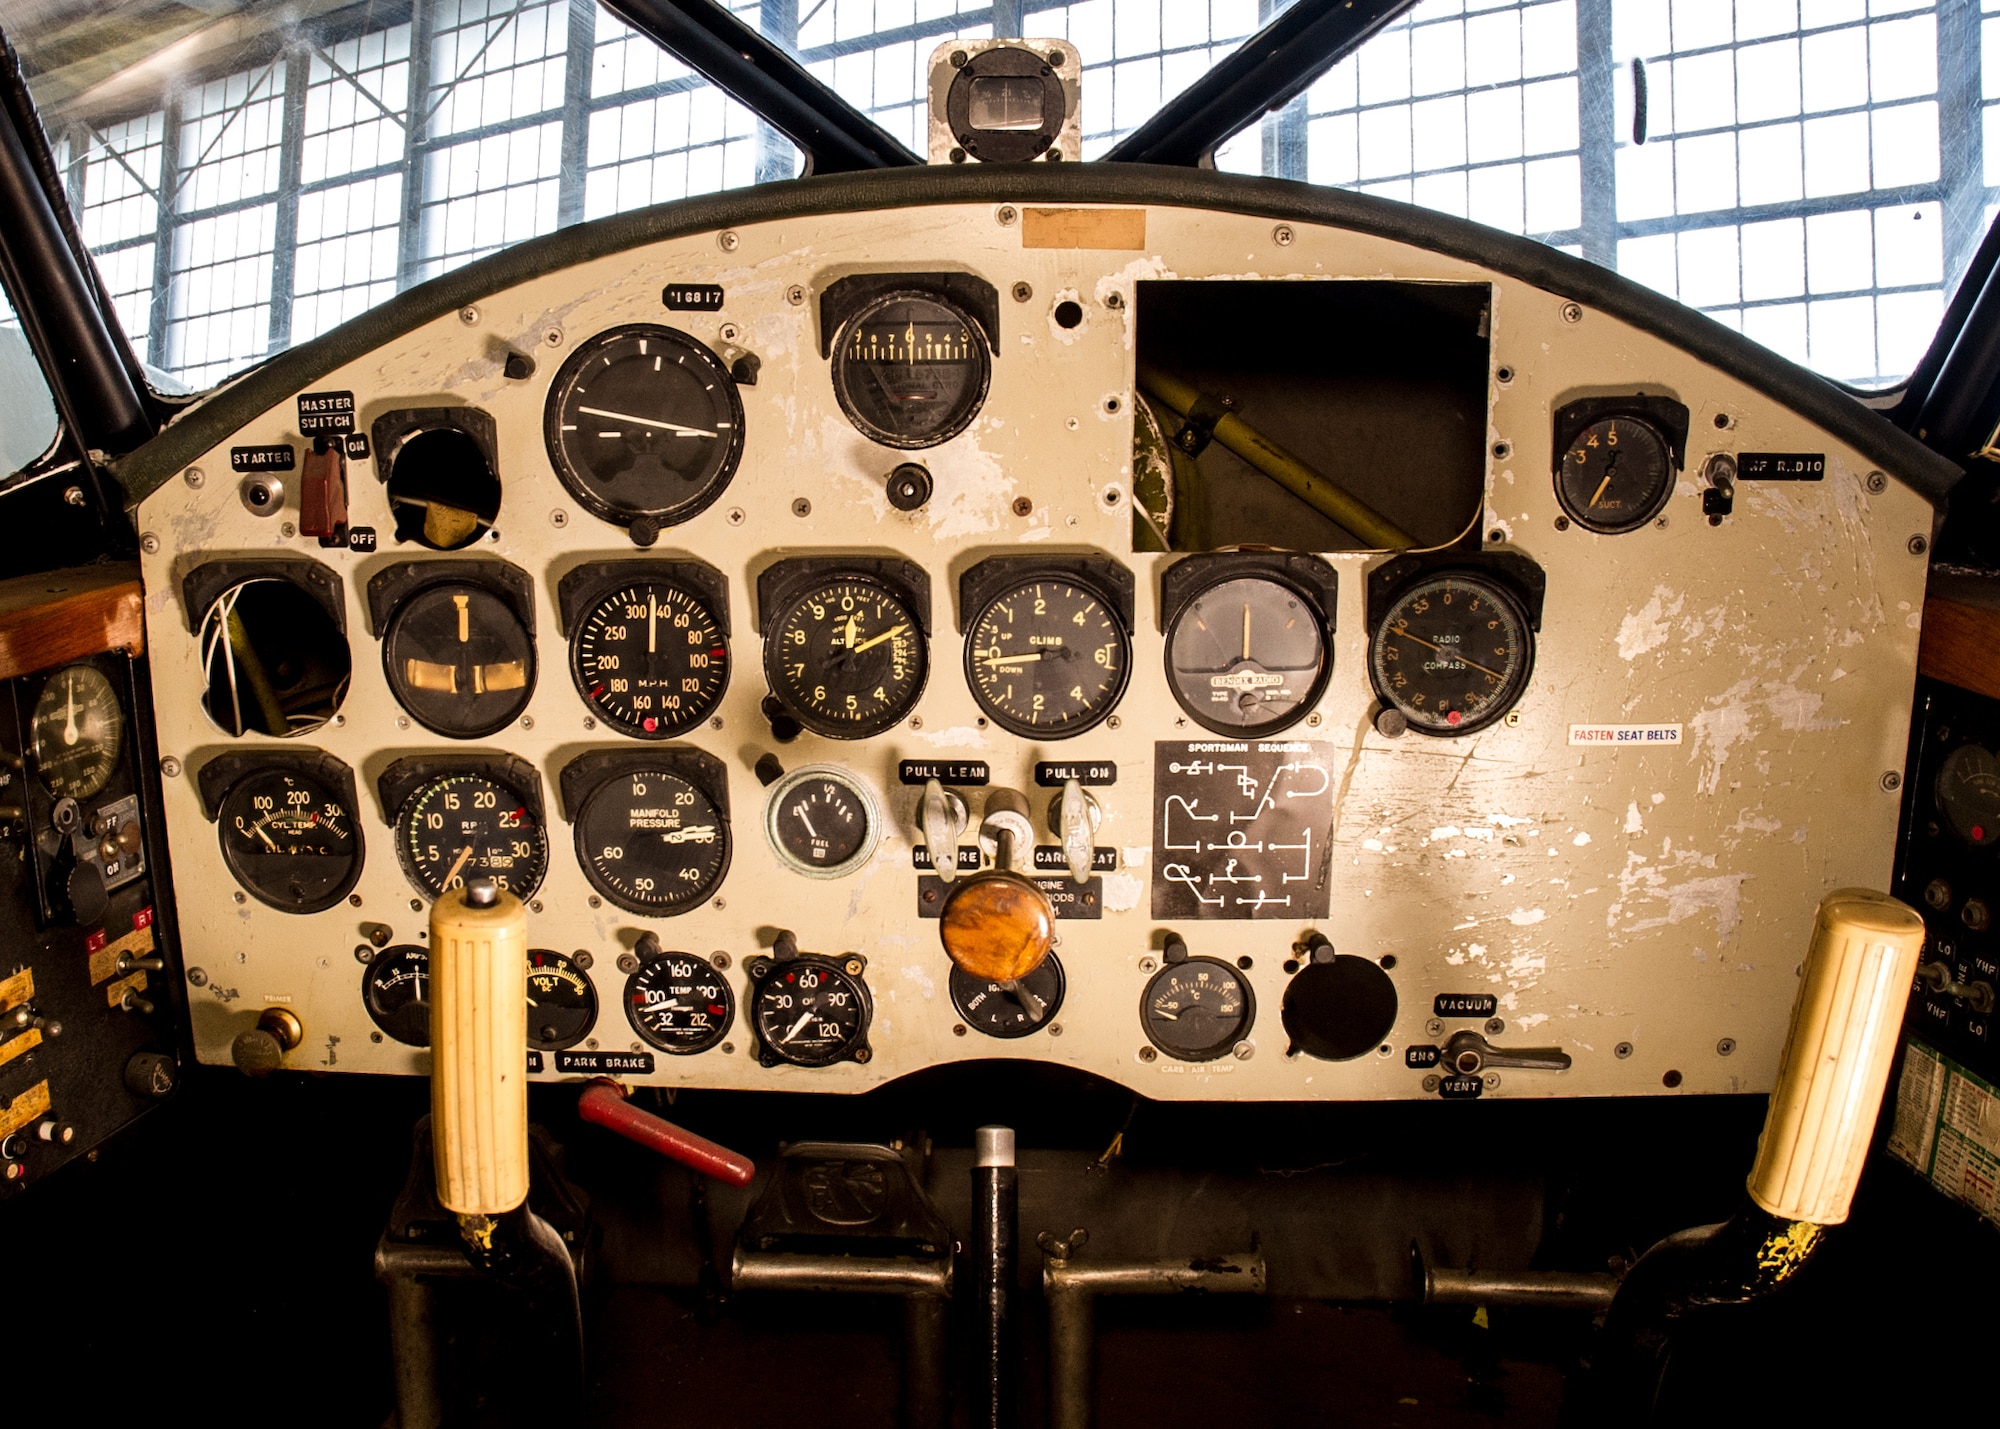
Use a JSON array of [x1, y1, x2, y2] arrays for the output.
[[136, 201, 1933, 1100]]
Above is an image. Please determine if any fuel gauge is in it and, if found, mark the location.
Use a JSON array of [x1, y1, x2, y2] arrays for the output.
[[763, 765, 882, 878]]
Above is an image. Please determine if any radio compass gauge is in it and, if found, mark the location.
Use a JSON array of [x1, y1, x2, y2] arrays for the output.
[[1368, 571, 1533, 736], [764, 575, 928, 739], [763, 765, 882, 878], [396, 771, 548, 899], [1140, 953, 1254, 1063], [571, 579, 729, 737], [952, 954, 1065, 1039], [1164, 574, 1329, 738], [575, 767, 729, 915], [624, 941, 734, 1055], [831, 290, 991, 449], [527, 949, 597, 1052], [364, 945, 431, 1047], [966, 578, 1129, 738], [217, 766, 362, 913], [749, 950, 871, 1068], [383, 582, 536, 739], [32, 664, 124, 800], [1936, 744, 2000, 847], [1555, 415, 1676, 533], [544, 324, 745, 527]]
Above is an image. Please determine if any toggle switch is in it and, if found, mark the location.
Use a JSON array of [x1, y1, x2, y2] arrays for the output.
[[1917, 960, 1997, 1013], [299, 434, 349, 539], [920, 777, 969, 885], [1045, 779, 1102, 886], [1441, 1029, 1572, 1074], [939, 788, 1055, 984]]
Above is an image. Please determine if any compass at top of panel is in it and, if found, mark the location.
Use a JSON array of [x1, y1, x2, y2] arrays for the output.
[[544, 325, 746, 528]]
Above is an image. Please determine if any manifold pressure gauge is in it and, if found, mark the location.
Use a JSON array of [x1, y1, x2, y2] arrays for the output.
[[1368, 571, 1533, 736], [831, 290, 991, 449], [544, 324, 745, 528], [570, 578, 729, 738], [764, 572, 928, 739], [216, 764, 362, 913], [32, 664, 124, 800], [624, 940, 734, 1055], [396, 770, 548, 900], [764, 765, 883, 878], [572, 762, 730, 915], [965, 575, 1130, 738], [528, 949, 598, 1052]]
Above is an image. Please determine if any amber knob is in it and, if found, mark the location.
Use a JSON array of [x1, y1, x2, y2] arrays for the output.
[[939, 872, 1055, 983]]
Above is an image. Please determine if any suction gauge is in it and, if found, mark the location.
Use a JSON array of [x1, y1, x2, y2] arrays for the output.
[[1556, 416, 1675, 533], [831, 291, 991, 448], [544, 325, 745, 527]]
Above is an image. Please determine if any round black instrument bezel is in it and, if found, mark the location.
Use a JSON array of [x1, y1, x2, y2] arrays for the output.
[[1139, 955, 1255, 1063], [761, 571, 931, 740], [572, 765, 731, 916], [1162, 566, 1332, 740], [363, 944, 431, 1047], [381, 580, 538, 740], [951, 952, 1066, 1039], [1366, 568, 1535, 737], [393, 768, 550, 901], [747, 952, 873, 1068], [527, 948, 599, 1052], [214, 763, 365, 914], [566, 576, 731, 739], [623, 948, 735, 1055], [1552, 413, 1677, 534], [830, 289, 993, 450], [962, 572, 1132, 739], [543, 323, 747, 528]]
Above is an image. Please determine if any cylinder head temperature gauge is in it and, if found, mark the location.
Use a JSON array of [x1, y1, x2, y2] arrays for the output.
[[217, 764, 363, 913], [763, 764, 882, 878]]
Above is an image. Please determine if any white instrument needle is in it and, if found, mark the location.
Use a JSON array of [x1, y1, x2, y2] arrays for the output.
[[63, 675, 78, 747], [781, 1011, 815, 1043], [576, 405, 715, 438], [795, 805, 819, 838], [442, 846, 474, 887]]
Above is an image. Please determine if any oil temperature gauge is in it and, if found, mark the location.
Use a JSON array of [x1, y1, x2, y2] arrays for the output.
[[763, 765, 882, 878], [364, 945, 431, 1047], [528, 949, 598, 1052], [624, 941, 734, 1055]]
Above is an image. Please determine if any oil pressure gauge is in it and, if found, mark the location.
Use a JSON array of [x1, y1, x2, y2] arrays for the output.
[[748, 945, 872, 1068]]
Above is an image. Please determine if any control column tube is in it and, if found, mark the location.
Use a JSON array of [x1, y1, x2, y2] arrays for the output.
[[1595, 888, 1927, 1414], [972, 1125, 1018, 1429], [429, 879, 530, 1234]]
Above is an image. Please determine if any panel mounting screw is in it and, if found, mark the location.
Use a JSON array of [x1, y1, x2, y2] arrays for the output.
[[1553, 515, 1570, 531], [1232, 1041, 1254, 1060], [354, 945, 375, 965], [726, 507, 745, 525], [617, 953, 639, 974], [1138, 1046, 1157, 1062], [1012, 281, 1033, 303], [1716, 1037, 1736, 1056], [1881, 771, 1902, 791], [544, 327, 564, 347], [1273, 224, 1295, 246], [1139, 957, 1157, 973], [719, 322, 740, 343], [550, 509, 568, 528], [1484, 1073, 1501, 1089], [1865, 471, 1887, 494], [1422, 1075, 1440, 1093], [459, 305, 479, 325], [280, 522, 296, 538], [1305, 711, 1322, 727], [785, 284, 806, 306], [187, 967, 208, 987], [717, 230, 740, 251], [1485, 1017, 1505, 1035], [1492, 440, 1512, 460], [1908, 534, 1929, 555], [1614, 1041, 1634, 1058], [183, 468, 204, 488], [1425, 1017, 1444, 1037], [159, 756, 181, 778], [951, 48, 969, 66], [792, 497, 812, 517], [995, 205, 1018, 226], [1104, 290, 1124, 310], [1560, 302, 1583, 323], [1013, 496, 1033, 516], [140, 533, 161, 555], [711, 951, 730, 970]]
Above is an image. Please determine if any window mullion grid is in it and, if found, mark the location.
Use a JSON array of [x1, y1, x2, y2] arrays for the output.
[[397, 0, 438, 291], [558, 0, 595, 228], [1577, 0, 1616, 265], [269, 46, 311, 355], [758, 0, 800, 182], [147, 102, 183, 372]]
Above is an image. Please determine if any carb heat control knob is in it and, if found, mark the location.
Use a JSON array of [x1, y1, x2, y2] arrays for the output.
[[1045, 779, 1102, 886]]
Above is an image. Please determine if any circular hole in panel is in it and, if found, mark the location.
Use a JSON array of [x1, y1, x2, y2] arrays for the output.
[[387, 427, 500, 550], [1053, 300, 1084, 329], [199, 579, 351, 737]]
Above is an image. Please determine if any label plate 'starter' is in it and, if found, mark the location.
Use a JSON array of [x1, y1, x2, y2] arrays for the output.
[[1738, 451, 1826, 480], [296, 390, 356, 435], [230, 444, 295, 472], [1151, 742, 1333, 920]]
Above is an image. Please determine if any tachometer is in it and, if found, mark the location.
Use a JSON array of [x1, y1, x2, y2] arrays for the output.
[[1367, 571, 1532, 735], [395, 771, 548, 900], [544, 325, 745, 527]]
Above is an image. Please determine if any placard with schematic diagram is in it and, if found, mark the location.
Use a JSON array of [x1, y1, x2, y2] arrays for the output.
[[1151, 742, 1334, 919]]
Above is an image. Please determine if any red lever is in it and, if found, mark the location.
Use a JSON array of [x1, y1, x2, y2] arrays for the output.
[[576, 1079, 755, 1187]]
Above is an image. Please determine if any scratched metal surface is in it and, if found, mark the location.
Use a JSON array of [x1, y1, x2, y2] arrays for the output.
[[134, 199, 1933, 1099]]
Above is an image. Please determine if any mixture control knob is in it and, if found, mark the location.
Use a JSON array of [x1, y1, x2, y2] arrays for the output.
[[940, 789, 1054, 984], [1044, 779, 1102, 886], [1440, 1030, 1572, 1073], [230, 1006, 304, 1076], [919, 778, 969, 885]]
